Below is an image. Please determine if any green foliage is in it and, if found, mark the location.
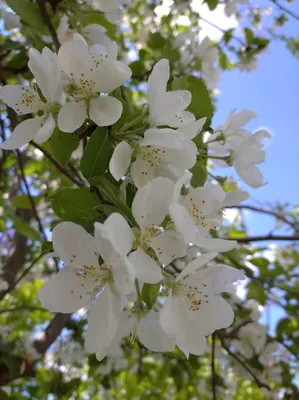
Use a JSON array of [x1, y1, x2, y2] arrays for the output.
[[141, 282, 161, 309], [80, 127, 112, 180], [51, 187, 99, 228], [190, 157, 208, 188], [5, 209, 41, 241], [50, 128, 80, 165], [6, 0, 48, 34]]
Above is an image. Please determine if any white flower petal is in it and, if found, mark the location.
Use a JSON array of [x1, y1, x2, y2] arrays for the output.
[[166, 110, 195, 128], [0, 85, 41, 114], [128, 248, 162, 284], [150, 230, 187, 266], [169, 203, 197, 244], [140, 128, 185, 149], [100, 213, 133, 255], [189, 295, 235, 335], [28, 48, 51, 100], [94, 0, 120, 12], [0, 118, 42, 150], [35, 114, 55, 144], [229, 109, 257, 130], [161, 140, 197, 169], [235, 163, 266, 188], [90, 96, 123, 126], [53, 221, 98, 268], [85, 285, 122, 353], [222, 190, 250, 207], [132, 177, 174, 229], [147, 59, 169, 105], [194, 237, 237, 252], [130, 156, 155, 188], [92, 59, 132, 93], [109, 141, 133, 181], [160, 294, 176, 337], [58, 40, 93, 82], [94, 222, 118, 265], [173, 296, 206, 357], [112, 255, 135, 295], [177, 118, 207, 139], [38, 266, 94, 313], [177, 252, 218, 280], [58, 101, 86, 133], [137, 311, 176, 352]]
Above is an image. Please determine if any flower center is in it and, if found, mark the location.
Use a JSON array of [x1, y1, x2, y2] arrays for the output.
[[174, 283, 210, 312]]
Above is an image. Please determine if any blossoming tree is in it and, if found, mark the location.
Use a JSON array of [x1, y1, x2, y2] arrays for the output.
[[0, 0, 298, 399]]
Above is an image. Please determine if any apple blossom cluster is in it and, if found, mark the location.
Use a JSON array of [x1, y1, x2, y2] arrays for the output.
[[0, 31, 271, 360]]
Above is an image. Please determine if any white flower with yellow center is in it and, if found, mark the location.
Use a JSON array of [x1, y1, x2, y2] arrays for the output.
[[0, 47, 62, 149], [109, 128, 197, 187], [169, 176, 248, 251], [98, 178, 187, 272], [160, 252, 245, 358], [57, 36, 131, 132]]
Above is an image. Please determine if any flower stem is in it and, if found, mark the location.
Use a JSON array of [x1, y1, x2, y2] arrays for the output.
[[135, 279, 142, 303]]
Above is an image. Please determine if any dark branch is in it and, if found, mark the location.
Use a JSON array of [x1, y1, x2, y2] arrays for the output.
[[229, 235, 299, 243], [36, 0, 60, 52], [229, 204, 295, 228], [270, 0, 299, 21], [30, 141, 85, 187], [219, 336, 271, 391], [211, 333, 217, 400]]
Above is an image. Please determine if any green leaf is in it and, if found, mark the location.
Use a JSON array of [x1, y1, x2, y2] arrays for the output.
[[12, 195, 41, 209], [148, 32, 167, 49], [50, 128, 80, 165], [51, 187, 99, 228], [182, 76, 215, 129], [80, 127, 112, 180], [190, 157, 208, 188], [6, 0, 48, 34], [204, 0, 218, 10], [141, 282, 161, 309], [5, 209, 41, 241], [244, 28, 254, 45], [90, 177, 137, 227], [246, 282, 267, 305], [40, 241, 54, 255]]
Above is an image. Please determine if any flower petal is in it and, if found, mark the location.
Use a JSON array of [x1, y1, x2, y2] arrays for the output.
[[193, 237, 237, 252], [128, 248, 162, 284], [52, 221, 98, 268], [0, 118, 42, 150], [150, 230, 187, 265], [137, 311, 176, 352], [235, 163, 266, 188], [99, 213, 133, 255], [112, 255, 135, 295], [90, 96, 123, 126], [58, 40, 93, 82], [38, 266, 94, 313], [177, 252, 218, 280], [222, 190, 249, 207], [35, 114, 55, 144], [132, 177, 174, 229], [94, 222, 118, 265], [58, 101, 86, 133], [0, 85, 41, 114], [28, 48, 51, 100], [109, 141, 133, 181], [140, 128, 185, 149], [130, 156, 155, 188], [169, 203, 197, 243], [173, 296, 206, 358], [147, 59, 169, 105], [92, 59, 132, 93], [160, 295, 176, 337], [85, 285, 122, 353], [177, 118, 207, 139]]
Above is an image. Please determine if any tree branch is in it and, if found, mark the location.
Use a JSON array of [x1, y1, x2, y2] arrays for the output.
[[229, 234, 299, 243], [229, 204, 295, 228], [211, 333, 217, 400], [270, 0, 299, 21], [219, 336, 271, 391], [36, 0, 60, 52], [30, 141, 85, 187]]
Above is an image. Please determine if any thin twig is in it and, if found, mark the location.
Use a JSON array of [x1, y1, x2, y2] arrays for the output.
[[270, 0, 299, 21], [211, 333, 217, 400], [16, 150, 47, 241], [30, 141, 84, 187], [219, 336, 271, 391], [229, 234, 299, 243], [0, 255, 43, 301], [230, 204, 295, 228], [0, 305, 47, 315], [36, 0, 60, 52]]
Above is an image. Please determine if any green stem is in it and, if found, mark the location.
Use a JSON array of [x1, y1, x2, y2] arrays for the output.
[[135, 279, 142, 303], [208, 155, 228, 161]]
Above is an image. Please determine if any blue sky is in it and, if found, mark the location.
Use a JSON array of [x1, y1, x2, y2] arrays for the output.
[[213, 4, 299, 331], [214, 8, 299, 237]]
